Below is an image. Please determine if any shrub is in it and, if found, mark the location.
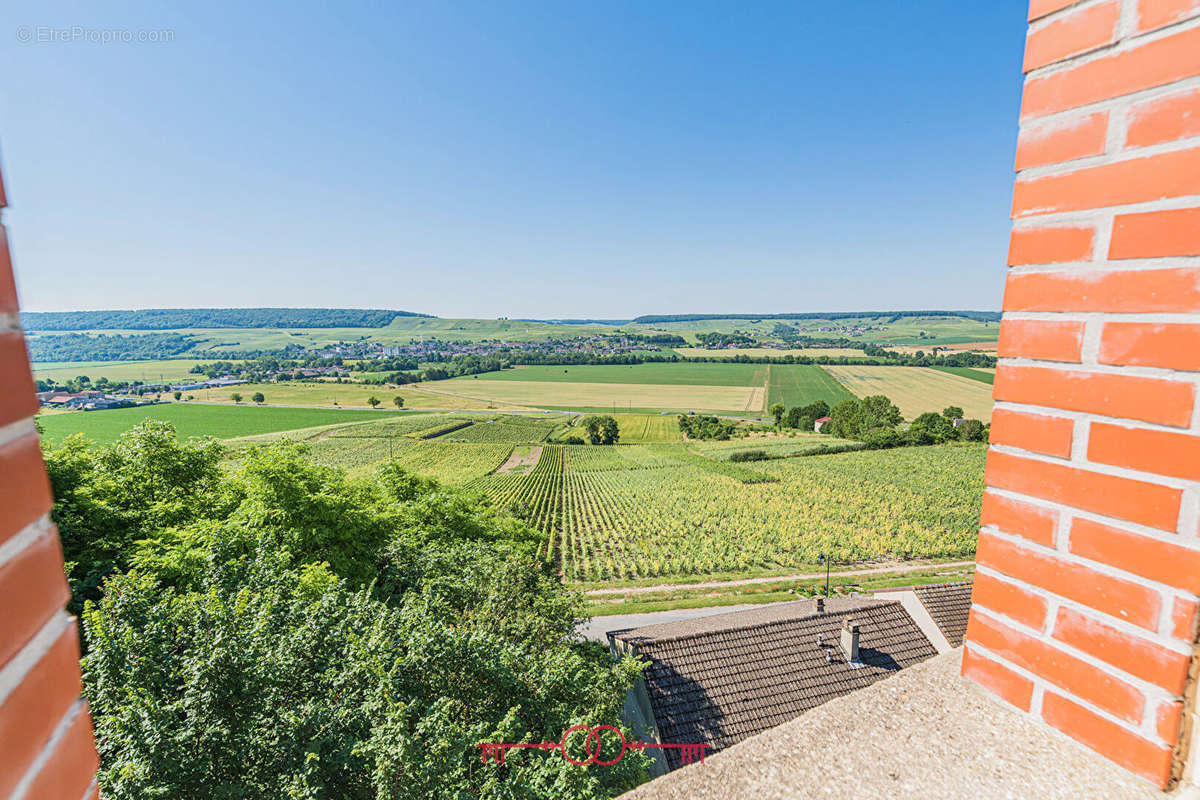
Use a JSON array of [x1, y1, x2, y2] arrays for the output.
[[729, 449, 769, 462]]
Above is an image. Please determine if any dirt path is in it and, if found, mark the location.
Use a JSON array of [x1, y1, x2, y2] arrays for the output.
[[496, 445, 543, 474], [583, 559, 975, 596]]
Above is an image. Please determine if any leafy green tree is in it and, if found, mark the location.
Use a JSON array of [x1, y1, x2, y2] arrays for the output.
[[907, 412, 955, 445], [173, 391, 182, 401], [599, 416, 619, 444], [392, 396, 404, 409], [942, 405, 964, 420], [252, 392, 265, 404], [829, 399, 864, 439], [368, 396, 381, 408], [859, 395, 902, 433], [231, 392, 243, 403], [770, 403, 785, 426], [957, 418, 986, 442]]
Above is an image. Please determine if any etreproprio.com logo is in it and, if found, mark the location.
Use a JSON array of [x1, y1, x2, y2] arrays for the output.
[[478, 725, 707, 767]]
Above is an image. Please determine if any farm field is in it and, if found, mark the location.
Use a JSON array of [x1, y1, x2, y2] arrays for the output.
[[186, 381, 527, 410], [33, 359, 215, 383], [435, 379, 760, 413], [823, 365, 994, 420], [765, 364, 853, 409], [637, 314, 999, 345], [674, 347, 866, 359], [37, 403, 407, 444], [610, 414, 684, 443], [472, 363, 767, 385], [465, 442, 985, 581], [932, 366, 995, 385], [691, 434, 860, 459]]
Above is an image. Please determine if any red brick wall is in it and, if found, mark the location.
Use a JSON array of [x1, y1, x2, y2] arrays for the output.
[[0, 166, 100, 798], [962, 0, 1200, 788]]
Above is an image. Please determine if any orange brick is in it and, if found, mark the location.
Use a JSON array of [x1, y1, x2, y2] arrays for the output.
[[977, 530, 1163, 629], [961, 644, 1035, 710], [1024, 1, 1119, 71], [989, 408, 1075, 460], [1110, 207, 1200, 259], [992, 364, 1194, 427], [1070, 516, 1200, 592], [1170, 596, 1198, 641], [1008, 224, 1094, 265], [0, 434, 53, 547], [0, 530, 71, 667], [997, 318, 1084, 363], [0, 331, 38, 428], [1089, 421, 1200, 482], [1042, 692, 1174, 787], [1030, 0, 1084, 20], [0, 226, 17, 313], [1157, 700, 1184, 743], [1016, 113, 1108, 170], [1012, 147, 1200, 217], [1099, 322, 1200, 371], [1003, 267, 1200, 313], [1127, 87, 1200, 148], [971, 571, 1051, 629], [1052, 606, 1191, 693], [1137, 0, 1200, 33], [986, 448, 1182, 532], [0, 620, 84, 798], [1022, 24, 1200, 119], [20, 704, 98, 800], [967, 609, 1145, 722], [980, 490, 1060, 546]]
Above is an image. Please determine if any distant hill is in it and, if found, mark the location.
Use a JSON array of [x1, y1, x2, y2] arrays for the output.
[[513, 318, 632, 326], [22, 308, 433, 331], [631, 311, 1001, 324]]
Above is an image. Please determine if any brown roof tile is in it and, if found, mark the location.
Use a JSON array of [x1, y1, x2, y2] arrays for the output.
[[913, 581, 973, 647], [611, 599, 937, 769]]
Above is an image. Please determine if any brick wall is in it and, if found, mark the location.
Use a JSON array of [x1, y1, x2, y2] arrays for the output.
[[0, 167, 100, 797], [962, 0, 1200, 788]]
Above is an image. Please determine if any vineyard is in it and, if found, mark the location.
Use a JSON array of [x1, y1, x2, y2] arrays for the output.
[[467, 442, 986, 580]]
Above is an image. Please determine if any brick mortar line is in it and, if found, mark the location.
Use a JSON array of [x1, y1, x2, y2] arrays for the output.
[[965, 625, 1172, 744], [1006, 258, 1200, 276], [1015, 133, 1200, 182], [975, 560, 1195, 656], [1023, 12, 1200, 83], [984, 482, 1200, 558], [981, 524, 1195, 621], [0, 416, 38, 449], [971, 601, 1178, 738], [9, 697, 87, 800], [989, 439, 1200, 495], [1001, 311, 1200, 323], [1010, 195, 1200, 229], [1021, 72, 1200, 130], [996, 355, 1200, 385], [1115, 0, 1140, 40], [991, 399, 1200, 436], [0, 514, 53, 571], [1027, 0, 1114, 35], [77, 778, 98, 800], [0, 611, 70, 707]]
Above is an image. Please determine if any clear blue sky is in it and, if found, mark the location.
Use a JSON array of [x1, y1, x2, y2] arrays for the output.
[[3, 0, 1027, 319]]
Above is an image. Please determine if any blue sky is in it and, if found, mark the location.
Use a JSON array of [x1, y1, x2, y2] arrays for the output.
[[3, 1, 1027, 318]]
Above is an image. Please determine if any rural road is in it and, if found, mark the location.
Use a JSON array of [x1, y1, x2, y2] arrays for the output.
[[583, 559, 976, 596], [577, 603, 774, 641]]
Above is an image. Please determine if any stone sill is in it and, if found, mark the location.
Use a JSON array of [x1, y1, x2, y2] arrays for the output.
[[620, 649, 1179, 800]]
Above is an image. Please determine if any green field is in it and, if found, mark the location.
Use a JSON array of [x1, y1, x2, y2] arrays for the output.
[[932, 366, 995, 385], [473, 363, 767, 386], [610, 413, 684, 443], [37, 404, 409, 444], [33, 359, 216, 383], [765, 364, 854, 409]]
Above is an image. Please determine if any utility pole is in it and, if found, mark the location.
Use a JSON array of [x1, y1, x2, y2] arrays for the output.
[[818, 553, 831, 597]]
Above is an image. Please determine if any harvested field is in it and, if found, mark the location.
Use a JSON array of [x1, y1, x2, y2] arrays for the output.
[[822, 366, 994, 420]]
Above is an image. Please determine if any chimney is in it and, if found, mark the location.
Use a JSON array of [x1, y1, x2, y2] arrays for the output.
[[840, 618, 860, 662], [815, 597, 824, 613]]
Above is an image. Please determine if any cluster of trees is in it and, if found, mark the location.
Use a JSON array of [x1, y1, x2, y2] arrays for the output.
[[695, 331, 757, 348], [678, 414, 739, 440], [22, 307, 427, 331], [823, 398, 987, 448], [631, 310, 1001, 324], [44, 423, 649, 799], [574, 415, 619, 444], [768, 400, 832, 431], [27, 332, 203, 362]]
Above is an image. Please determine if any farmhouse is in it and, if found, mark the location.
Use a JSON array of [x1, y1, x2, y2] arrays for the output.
[[606, 585, 974, 777], [813, 415, 830, 432]]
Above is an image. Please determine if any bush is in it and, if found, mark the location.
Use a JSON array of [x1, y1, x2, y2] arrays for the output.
[[728, 449, 769, 462]]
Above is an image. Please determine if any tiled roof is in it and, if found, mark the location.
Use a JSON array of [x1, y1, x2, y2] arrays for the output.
[[913, 581, 973, 647], [610, 598, 937, 769]]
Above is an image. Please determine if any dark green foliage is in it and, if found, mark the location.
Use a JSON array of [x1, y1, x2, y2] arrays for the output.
[[677, 414, 738, 440], [27, 332, 203, 361], [23, 307, 426, 330], [581, 415, 620, 445], [942, 406, 964, 420], [728, 449, 769, 462], [956, 419, 987, 442], [907, 412, 956, 445], [58, 422, 647, 799]]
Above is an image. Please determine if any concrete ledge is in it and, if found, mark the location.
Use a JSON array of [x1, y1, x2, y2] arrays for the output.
[[620, 649, 1168, 800]]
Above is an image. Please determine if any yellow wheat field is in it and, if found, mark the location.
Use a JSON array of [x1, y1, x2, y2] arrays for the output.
[[821, 366, 994, 420]]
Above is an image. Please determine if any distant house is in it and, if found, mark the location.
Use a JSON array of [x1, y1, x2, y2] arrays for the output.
[[814, 415, 831, 432], [607, 597, 939, 776]]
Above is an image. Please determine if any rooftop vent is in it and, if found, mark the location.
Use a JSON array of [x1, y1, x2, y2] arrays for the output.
[[815, 598, 825, 613], [841, 619, 861, 663]]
